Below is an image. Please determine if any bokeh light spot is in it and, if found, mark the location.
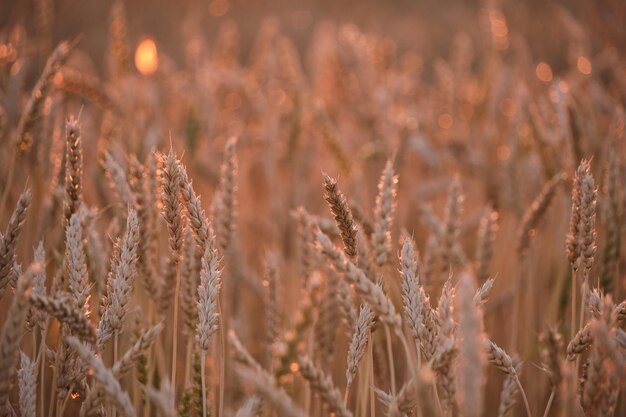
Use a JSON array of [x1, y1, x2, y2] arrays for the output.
[[577, 56, 592, 75], [536, 62, 553, 82], [135, 38, 158, 75]]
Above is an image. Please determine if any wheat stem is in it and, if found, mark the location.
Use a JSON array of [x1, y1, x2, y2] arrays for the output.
[[514, 374, 532, 417], [201, 351, 207, 417], [542, 389, 555, 417], [113, 333, 119, 417], [384, 324, 396, 396], [172, 264, 180, 390]]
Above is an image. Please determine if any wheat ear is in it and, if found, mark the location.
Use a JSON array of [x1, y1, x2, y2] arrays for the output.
[[66, 336, 136, 417], [0, 188, 31, 299], [316, 229, 401, 330], [371, 159, 398, 267], [322, 173, 358, 259]]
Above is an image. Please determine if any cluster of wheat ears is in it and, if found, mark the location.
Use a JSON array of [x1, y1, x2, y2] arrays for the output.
[[0, 1, 625, 417]]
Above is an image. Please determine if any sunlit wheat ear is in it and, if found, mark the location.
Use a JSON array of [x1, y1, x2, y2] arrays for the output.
[[0, 188, 31, 299], [346, 304, 374, 388], [475, 208, 498, 283], [580, 320, 619, 416], [159, 149, 184, 259], [441, 176, 464, 271], [98, 209, 139, 347], [102, 151, 136, 207], [29, 294, 96, 344], [66, 213, 90, 310], [0, 266, 35, 413], [196, 226, 221, 352], [566, 159, 597, 276], [473, 277, 495, 307], [371, 159, 397, 267], [431, 280, 457, 414], [297, 355, 353, 417], [16, 41, 72, 152], [81, 322, 164, 417], [315, 229, 401, 331], [264, 252, 282, 348], [112, 321, 164, 376], [600, 147, 622, 291], [179, 163, 211, 247], [157, 149, 184, 314], [485, 340, 532, 417], [456, 273, 486, 417], [400, 234, 421, 341], [322, 173, 358, 259], [64, 116, 83, 223], [18, 352, 36, 417], [180, 227, 199, 335], [485, 340, 516, 374], [129, 154, 159, 296], [517, 172, 564, 255], [399, 235, 437, 359], [28, 241, 47, 332], [217, 136, 238, 251], [337, 278, 357, 330], [497, 356, 521, 417], [66, 336, 136, 417]]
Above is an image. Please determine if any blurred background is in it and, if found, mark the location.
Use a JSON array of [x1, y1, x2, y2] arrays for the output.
[[2, 0, 625, 79]]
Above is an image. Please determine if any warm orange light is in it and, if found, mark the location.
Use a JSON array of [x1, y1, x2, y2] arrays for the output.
[[577, 56, 592, 75], [289, 362, 300, 372], [536, 62, 553, 82], [135, 38, 158, 76]]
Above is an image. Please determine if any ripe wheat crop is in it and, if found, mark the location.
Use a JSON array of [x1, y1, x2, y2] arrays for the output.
[[0, 1, 624, 417]]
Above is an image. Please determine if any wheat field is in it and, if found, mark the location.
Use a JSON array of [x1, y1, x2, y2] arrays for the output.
[[0, 1, 624, 417]]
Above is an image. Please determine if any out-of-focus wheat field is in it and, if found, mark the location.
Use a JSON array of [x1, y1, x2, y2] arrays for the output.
[[0, 1, 625, 417]]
